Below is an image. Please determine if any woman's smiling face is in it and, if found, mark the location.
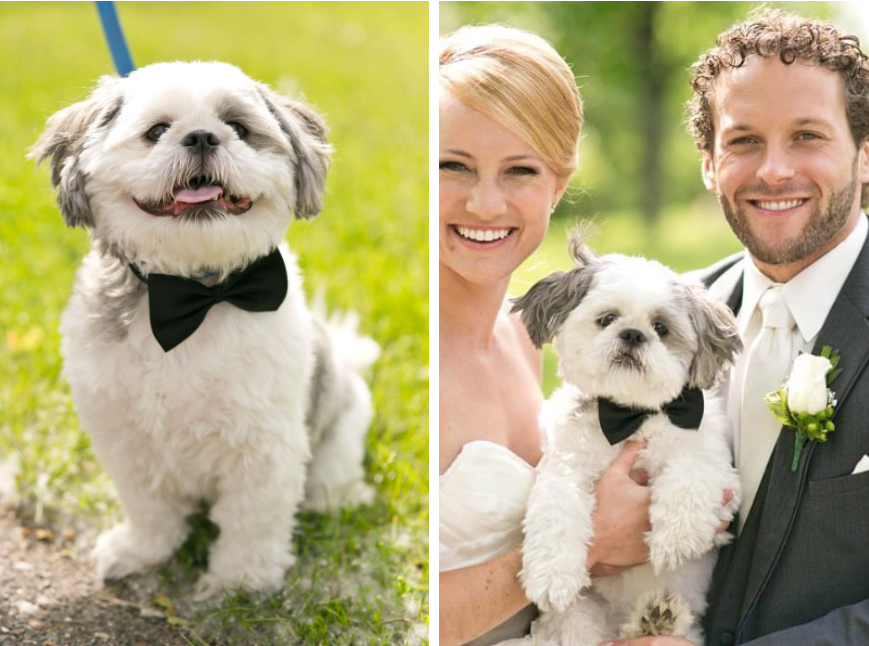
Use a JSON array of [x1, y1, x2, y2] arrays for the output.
[[439, 91, 568, 289]]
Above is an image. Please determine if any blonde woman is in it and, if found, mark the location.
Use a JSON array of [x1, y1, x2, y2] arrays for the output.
[[439, 25, 653, 646]]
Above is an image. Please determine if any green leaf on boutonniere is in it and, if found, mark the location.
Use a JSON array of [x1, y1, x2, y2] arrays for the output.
[[764, 389, 797, 427], [820, 346, 842, 384]]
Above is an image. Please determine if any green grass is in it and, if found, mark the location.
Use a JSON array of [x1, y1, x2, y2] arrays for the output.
[[510, 203, 745, 396], [0, 2, 428, 644]]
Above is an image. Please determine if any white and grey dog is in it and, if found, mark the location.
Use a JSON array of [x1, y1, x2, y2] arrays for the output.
[[511, 234, 742, 645], [31, 61, 378, 596]]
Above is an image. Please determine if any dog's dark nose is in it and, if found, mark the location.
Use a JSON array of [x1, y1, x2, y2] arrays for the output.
[[182, 130, 220, 155], [619, 328, 646, 347]]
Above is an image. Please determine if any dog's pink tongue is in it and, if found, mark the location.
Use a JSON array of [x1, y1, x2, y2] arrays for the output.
[[174, 185, 222, 203]]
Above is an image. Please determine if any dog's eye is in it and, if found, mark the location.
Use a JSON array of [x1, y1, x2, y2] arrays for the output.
[[228, 122, 248, 138], [145, 123, 169, 142], [598, 313, 617, 328], [653, 322, 669, 338]]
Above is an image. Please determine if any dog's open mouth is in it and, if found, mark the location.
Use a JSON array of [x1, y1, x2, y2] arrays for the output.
[[133, 176, 254, 219]]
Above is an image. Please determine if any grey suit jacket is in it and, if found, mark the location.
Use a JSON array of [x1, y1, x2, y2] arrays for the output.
[[701, 230, 869, 645]]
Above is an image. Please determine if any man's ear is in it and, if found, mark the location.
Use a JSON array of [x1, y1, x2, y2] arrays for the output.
[[857, 138, 869, 185], [701, 152, 718, 193]]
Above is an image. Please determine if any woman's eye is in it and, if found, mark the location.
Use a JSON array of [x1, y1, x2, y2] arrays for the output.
[[146, 123, 169, 142], [228, 122, 248, 138], [653, 322, 669, 338], [598, 313, 617, 328], [507, 166, 538, 176], [439, 161, 468, 172]]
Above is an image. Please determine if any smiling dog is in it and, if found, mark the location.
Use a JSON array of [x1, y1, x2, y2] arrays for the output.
[[32, 61, 378, 596]]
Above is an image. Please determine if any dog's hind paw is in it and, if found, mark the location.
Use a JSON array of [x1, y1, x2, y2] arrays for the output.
[[619, 589, 693, 639]]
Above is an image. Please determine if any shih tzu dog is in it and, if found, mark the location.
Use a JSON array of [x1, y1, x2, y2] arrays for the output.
[[31, 61, 379, 596], [511, 233, 742, 645]]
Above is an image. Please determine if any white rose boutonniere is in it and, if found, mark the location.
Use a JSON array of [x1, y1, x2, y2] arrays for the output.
[[764, 346, 841, 472]]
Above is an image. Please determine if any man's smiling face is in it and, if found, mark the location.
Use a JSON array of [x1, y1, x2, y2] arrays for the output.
[[702, 55, 869, 281]]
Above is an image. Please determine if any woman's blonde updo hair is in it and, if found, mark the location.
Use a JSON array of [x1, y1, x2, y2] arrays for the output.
[[439, 24, 583, 179]]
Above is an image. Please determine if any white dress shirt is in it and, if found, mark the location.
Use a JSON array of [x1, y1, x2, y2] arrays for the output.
[[725, 214, 868, 463]]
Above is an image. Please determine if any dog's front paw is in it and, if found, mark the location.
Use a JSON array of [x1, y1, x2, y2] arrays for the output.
[[200, 536, 296, 599], [647, 501, 720, 573], [193, 572, 246, 601], [522, 563, 589, 612], [92, 523, 178, 581], [647, 529, 708, 574], [194, 564, 291, 601], [194, 563, 289, 601]]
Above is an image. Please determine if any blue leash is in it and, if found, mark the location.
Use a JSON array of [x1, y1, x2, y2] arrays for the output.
[[94, 1, 135, 77]]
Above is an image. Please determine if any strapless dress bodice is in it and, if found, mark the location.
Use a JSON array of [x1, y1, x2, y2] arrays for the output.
[[440, 440, 535, 573]]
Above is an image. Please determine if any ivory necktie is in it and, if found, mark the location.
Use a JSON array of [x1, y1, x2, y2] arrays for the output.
[[739, 286, 797, 527]]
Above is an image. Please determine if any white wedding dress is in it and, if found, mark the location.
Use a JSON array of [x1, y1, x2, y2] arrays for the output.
[[440, 440, 537, 646]]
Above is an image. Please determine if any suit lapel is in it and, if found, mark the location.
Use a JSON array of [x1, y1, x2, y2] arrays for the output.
[[738, 228, 869, 625]]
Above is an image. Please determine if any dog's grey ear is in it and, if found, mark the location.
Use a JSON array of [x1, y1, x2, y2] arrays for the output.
[[257, 87, 333, 219], [511, 267, 595, 348], [30, 76, 124, 228], [686, 284, 743, 389]]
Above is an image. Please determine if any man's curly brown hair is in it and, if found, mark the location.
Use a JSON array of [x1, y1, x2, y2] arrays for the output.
[[687, 8, 869, 150]]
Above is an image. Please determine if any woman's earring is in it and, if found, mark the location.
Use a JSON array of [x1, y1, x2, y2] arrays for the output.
[[550, 203, 557, 215]]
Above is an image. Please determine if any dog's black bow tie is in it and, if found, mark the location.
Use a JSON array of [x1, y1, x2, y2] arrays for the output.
[[597, 386, 705, 445], [130, 248, 288, 352]]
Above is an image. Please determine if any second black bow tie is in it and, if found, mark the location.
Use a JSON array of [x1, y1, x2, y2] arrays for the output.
[[132, 248, 289, 352], [597, 386, 705, 445]]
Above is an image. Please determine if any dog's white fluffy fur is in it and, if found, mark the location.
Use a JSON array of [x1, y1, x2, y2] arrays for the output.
[[511, 234, 742, 645], [31, 61, 378, 597]]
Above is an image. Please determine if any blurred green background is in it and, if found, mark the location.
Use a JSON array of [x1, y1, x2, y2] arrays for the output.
[[0, 2, 427, 644], [441, 0, 864, 394]]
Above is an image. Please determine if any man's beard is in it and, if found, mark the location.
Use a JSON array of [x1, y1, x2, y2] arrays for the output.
[[718, 161, 859, 266]]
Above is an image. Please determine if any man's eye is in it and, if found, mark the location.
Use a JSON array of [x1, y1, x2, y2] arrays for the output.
[[146, 123, 169, 142]]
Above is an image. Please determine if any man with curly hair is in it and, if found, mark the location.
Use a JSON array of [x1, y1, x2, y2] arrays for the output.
[[607, 8, 869, 646], [693, 8, 869, 646]]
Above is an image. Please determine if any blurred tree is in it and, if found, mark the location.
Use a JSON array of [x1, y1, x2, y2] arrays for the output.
[[441, 1, 834, 229]]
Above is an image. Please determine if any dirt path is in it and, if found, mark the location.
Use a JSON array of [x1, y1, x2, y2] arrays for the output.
[[0, 504, 189, 646]]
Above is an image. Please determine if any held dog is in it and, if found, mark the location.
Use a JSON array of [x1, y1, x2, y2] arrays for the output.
[[31, 61, 378, 597], [511, 233, 741, 645]]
